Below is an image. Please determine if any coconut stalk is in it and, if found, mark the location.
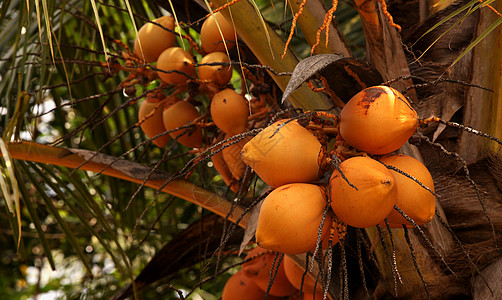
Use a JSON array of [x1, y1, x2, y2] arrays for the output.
[[287, 0, 351, 56], [352, 0, 416, 99], [5, 141, 249, 228]]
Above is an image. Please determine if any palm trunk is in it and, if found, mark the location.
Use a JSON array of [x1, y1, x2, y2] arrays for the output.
[[459, 1, 502, 298]]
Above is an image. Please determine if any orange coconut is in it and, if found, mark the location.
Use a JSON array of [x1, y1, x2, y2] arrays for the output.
[[211, 89, 249, 135], [256, 183, 332, 254], [211, 150, 239, 193], [312, 225, 339, 252], [138, 96, 173, 147], [198, 52, 233, 86], [339, 86, 419, 155], [290, 292, 327, 300], [329, 156, 397, 228], [222, 135, 252, 180], [283, 256, 324, 295], [200, 12, 236, 53], [240, 120, 323, 188], [156, 47, 196, 85], [242, 246, 297, 297], [222, 270, 281, 300], [379, 154, 435, 226], [305, 213, 339, 253], [162, 101, 203, 148], [133, 15, 176, 63]]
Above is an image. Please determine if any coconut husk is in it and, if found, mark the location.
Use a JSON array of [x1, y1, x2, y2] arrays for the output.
[[472, 256, 502, 299], [446, 238, 502, 275]]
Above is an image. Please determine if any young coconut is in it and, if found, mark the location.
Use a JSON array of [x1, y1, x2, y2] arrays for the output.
[[222, 270, 281, 300], [240, 120, 324, 188], [255, 183, 332, 254], [211, 150, 239, 193], [329, 156, 397, 228], [282, 255, 324, 295], [314, 222, 339, 252], [222, 135, 252, 180], [198, 52, 233, 86], [133, 15, 176, 63], [200, 12, 237, 53], [242, 246, 297, 297], [210, 89, 249, 136], [162, 101, 203, 148], [379, 154, 435, 227], [339, 86, 419, 155], [138, 96, 174, 147], [156, 47, 196, 85]]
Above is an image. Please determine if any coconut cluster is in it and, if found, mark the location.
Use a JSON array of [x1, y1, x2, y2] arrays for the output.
[[131, 14, 436, 296], [239, 120, 335, 255], [238, 86, 436, 257], [222, 246, 326, 300], [132, 12, 256, 192], [333, 86, 435, 229]]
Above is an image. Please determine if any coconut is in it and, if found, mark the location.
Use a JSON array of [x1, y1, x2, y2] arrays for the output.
[[156, 47, 196, 85], [138, 96, 173, 147], [200, 12, 236, 53], [329, 156, 397, 228], [211, 89, 249, 135], [198, 52, 233, 86], [134, 15, 176, 63], [256, 183, 332, 254], [339, 86, 419, 155], [242, 246, 297, 297], [162, 101, 203, 148], [240, 120, 323, 187], [379, 154, 435, 227]]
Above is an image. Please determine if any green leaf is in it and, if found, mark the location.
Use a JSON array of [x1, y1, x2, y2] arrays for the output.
[[15, 163, 57, 270], [36, 163, 130, 277], [90, 0, 108, 63], [0, 0, 12, 30], [0, 138, 21, 248], [412, 0, 479, 47], [19, 162, 94, 277]]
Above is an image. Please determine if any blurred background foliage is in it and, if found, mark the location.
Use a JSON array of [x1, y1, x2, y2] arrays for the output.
[[0, 0, 365, 299]]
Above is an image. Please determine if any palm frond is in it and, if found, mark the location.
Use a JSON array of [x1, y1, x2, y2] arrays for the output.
[[19, 161, 94, 276], [0, 138, 21, 248]]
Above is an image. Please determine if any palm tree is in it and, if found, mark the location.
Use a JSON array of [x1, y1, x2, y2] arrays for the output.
[[0, 0, 501, 299]]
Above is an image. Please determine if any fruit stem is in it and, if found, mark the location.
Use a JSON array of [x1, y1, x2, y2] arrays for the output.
[[419, 116, 441, 125]]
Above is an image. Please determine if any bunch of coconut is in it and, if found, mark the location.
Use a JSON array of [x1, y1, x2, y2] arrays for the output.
[[133, 12, 255, 193], [222, 246, 328, 300], [332, 86, 436, 229], [239, 86, 437, 256], [240, 119, 336, 254], [133, 11, 238, 145]]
